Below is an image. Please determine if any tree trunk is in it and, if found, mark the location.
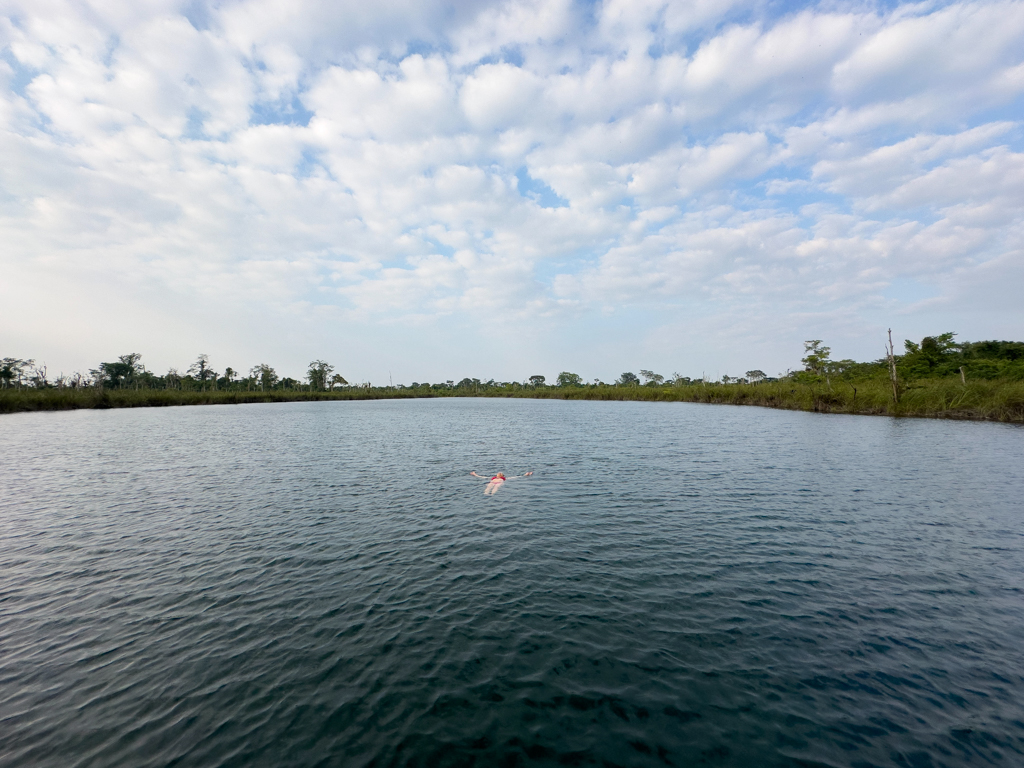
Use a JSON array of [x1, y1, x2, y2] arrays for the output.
[[886, 328, 900, 404]]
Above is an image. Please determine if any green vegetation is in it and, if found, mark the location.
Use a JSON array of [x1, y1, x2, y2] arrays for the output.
[[0, 386, 414, 413], [3, 333, 1024, 421]]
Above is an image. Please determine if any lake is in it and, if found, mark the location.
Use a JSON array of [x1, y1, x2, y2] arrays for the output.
[[1, 398, 1022, 767]]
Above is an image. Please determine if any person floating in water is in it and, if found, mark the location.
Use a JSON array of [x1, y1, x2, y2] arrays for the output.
[[470, 470, 533, 495]]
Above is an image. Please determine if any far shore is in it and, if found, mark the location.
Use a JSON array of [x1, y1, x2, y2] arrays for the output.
[[2, 379, 1022, 423]]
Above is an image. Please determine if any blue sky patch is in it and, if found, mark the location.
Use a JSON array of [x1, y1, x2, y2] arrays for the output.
[[516, 168, 568, 209]]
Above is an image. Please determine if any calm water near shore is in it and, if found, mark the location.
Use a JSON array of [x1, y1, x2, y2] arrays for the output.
[[1, 398, 1022, 767]]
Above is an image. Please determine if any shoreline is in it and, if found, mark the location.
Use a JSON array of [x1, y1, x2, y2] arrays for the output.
[[3, 381, 1023, 423]]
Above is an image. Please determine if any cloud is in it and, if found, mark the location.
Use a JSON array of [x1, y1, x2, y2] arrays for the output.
[[460, 62, 542, 130], [1, 0, 1022, 380], [832, 1, 1024, 107], [306, 55, 459, 141], [627, 131, 775, 203], [810, 122, 1018, 200]]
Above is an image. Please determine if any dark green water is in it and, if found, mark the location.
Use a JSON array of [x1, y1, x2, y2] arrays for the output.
[[1, 399, 1022, 767]]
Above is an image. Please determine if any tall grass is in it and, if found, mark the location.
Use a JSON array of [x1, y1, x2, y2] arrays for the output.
[[3, 378, 1023, 422], [532, 378, 1024, 422], [0, 387, 422, 414]]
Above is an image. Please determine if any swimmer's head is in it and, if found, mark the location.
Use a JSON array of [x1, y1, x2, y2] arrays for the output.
[[496, 473, 506, 479]]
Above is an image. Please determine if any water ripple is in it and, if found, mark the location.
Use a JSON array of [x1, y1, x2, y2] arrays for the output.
[[1, 399, 1023, 767]]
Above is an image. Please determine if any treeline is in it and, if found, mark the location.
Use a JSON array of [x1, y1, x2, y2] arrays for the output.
[[789, 334, 1024, 385], [0, 354, 349, 392], [437, 332, 1024, 392], [3, 332, 1021, 394], [3, 333, 1023, 421]]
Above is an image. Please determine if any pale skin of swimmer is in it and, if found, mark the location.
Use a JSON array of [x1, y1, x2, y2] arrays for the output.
[[470, 471, 534, 495]]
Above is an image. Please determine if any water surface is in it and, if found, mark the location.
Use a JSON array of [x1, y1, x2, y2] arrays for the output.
[[1, 399, 1022, 767]]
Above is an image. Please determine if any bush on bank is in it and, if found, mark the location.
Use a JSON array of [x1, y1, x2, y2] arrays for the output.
[[4, 332, 1023, 421], [3, 378, 1023, 422]]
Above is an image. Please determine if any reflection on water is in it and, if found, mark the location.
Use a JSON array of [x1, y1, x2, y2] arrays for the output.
[[1, 399, 1022, 767]]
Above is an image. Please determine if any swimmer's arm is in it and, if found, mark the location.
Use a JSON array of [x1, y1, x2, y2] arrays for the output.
[[506, 472, 534, 479]]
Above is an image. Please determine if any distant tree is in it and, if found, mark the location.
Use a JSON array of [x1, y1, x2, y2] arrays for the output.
[[250, 364, 277, 391], [263, 365, 279, 390], [189, 354, 215, 390], [961, 339, 1024, 361], [529, 375, 546, 387], [29, 363, 49, 388], [120, 353, 142, 369], [121, 353, 146, 388], [307, 360, 334, 390], [801, 340, 835, 385], [801, 341, 831, 375], [746, 370, 766, 383], [1, 358, 33, 388], [556, 371, 583, 387], [617, 372, 640, 386], [671, 372, 691, 385], [902, 332, 960, 377], [166, 368, 182, 389], [94, 353, 144, 388], [91, 364, 113, 387], [905, 332, 958, 358], [223, 367, 236, 383], [330, 373, 348, 390], [639, 369, 664, 385], [279, 377, 300, 389]]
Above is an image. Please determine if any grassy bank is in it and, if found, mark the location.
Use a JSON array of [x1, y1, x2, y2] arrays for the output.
[[525, 377, 1024, 422], [0, 387, 420, 414], [3, 378, 1023, 422]]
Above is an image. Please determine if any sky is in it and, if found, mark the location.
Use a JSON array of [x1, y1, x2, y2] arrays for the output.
[[1, 0, 1023, 385]]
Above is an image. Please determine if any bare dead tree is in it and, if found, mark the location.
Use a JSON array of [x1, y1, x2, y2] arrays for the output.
[[886, 329, 900, 404]]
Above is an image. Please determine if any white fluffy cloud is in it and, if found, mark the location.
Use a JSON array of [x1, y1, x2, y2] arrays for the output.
[[1, 0, 1023, 381]]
